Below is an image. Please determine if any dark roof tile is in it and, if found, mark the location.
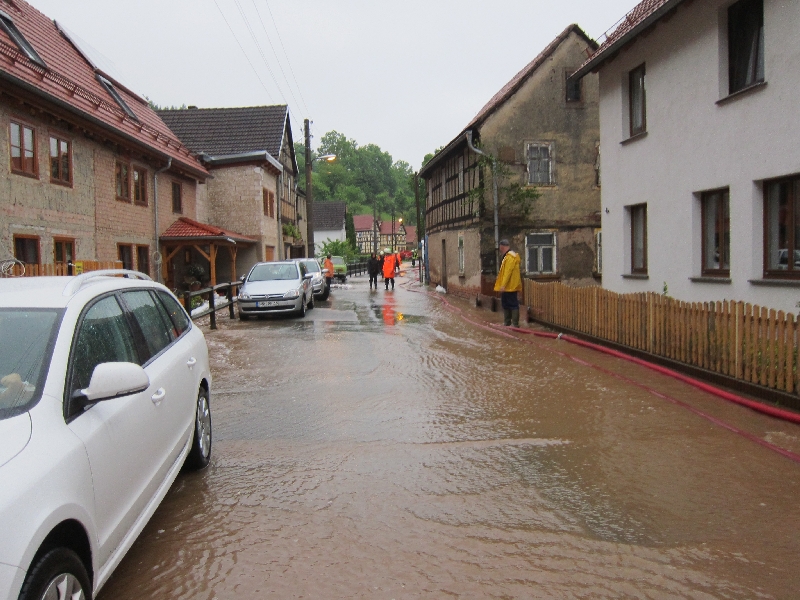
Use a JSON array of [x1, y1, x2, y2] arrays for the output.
[[157, 105, 288, 157], [313, 201, 346, 230]]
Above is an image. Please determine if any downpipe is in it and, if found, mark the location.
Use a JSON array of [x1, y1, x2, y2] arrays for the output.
[[465, 131, 500, 271]]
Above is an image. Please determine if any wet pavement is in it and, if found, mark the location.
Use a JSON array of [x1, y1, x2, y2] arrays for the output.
[[99, 267, 800, 599]]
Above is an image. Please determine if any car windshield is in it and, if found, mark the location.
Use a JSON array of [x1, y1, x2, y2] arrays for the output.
[[0, 308, 62, 419], [331, 257, 345, 265], [248, 263, 299, 281]]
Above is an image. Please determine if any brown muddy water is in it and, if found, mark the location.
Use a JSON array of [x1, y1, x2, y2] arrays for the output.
[[98, 272, 800, 599]]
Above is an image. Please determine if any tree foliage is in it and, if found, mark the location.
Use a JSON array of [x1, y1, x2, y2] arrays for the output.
[[318, 238, 357, 260], [295, 131, 418, 226]]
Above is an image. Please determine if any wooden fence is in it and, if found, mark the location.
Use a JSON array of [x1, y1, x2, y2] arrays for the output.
[[526, 281, 800, 396], [1, 261, 123, 277]]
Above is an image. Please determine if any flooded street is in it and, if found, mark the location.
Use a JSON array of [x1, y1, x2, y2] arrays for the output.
[[99, 269, 800, 599]]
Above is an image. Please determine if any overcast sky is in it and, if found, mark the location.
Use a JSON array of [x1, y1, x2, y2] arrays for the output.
[[28, 0, 639, 170]]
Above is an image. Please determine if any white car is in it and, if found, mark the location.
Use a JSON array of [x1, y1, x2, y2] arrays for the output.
[[0, 270, 212, 600], [237, 261, 313, 319]]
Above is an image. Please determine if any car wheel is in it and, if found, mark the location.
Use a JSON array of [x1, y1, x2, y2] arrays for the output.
[[298, 298, 306, 318], [319, 289, 330, 301], [307, 294, 315, 310], [18, 548, 92, 600], [238, 311, 249, 321], [185, 387, 212, 470]]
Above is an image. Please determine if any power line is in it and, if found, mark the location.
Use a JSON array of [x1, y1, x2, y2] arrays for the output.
[[212, 0, 275, 103], [232, 0, 288, 104], [250, 0, 304, 116], [261, 0, 310, 117]]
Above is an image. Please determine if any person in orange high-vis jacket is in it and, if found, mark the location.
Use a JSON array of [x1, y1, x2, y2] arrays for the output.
[[323, 255, 334, 292], [383, 252, 397, 290]]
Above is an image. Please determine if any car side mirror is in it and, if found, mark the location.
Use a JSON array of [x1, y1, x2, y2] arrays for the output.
[[321, 268, 329, 274], [79, 362, 150, 404], [304, 273, 313, 279]]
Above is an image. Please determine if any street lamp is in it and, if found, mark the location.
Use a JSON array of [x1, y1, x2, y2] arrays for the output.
[[304, 118, 336, 257]]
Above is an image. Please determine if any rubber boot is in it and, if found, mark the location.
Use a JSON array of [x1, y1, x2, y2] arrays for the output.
[[503, 309, 512, 326], [511, 308, 520, 328]]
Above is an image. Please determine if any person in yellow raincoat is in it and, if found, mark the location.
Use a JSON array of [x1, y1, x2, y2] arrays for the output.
[[494, 239, 522, 327]]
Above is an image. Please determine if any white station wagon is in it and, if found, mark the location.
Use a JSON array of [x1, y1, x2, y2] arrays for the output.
[[0, 271, 212, 600]]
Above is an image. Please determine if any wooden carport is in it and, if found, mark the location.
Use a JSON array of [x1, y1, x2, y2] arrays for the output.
[[160, 217, 256, 287]]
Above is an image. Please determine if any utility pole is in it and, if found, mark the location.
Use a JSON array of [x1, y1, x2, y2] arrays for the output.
[[304, 119, 314, 258], [372, 197, 378, 254]]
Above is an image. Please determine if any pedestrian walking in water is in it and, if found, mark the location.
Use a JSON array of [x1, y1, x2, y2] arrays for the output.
[[323, 254, 334, 294], [383, 251, 397, 290], [494, 239, 522, 327], [367, 252, 380, 290]]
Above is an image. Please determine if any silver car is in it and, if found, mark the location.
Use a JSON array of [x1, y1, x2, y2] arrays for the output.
[[292, 258, 329, 301], [238, 261, 314, 319]]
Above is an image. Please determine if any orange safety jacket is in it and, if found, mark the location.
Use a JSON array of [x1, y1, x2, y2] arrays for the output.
[[382, 253, 397, 278], [323, 258, 334, 277]]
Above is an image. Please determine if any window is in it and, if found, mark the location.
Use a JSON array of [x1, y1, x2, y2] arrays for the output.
[[457, 234, 465, 275], [118, 244, 133, 271], [701, 189, 730, 275], [526, 143, 553, 185], [133, 167, 147, 206], [115, 161, 130, 201], [728, 0, 764, 94], [263, 189, 275, 217], [96, 74, 138, 121], [68, 296, 139, 396], [136, 245, 150, 276], [172, 181, 182, 213], [629, 64, 646, 137], [155, 290, 190, 336], [765, 176, 800, 276], [265, 245, 275, 261], [49, 136, 71, 184], [566, 73, 582, 102], [54, 239, 74, 266], [14, 235, 39, 264], [121, 290, 174, 363], [10, 121, 36, 176], [630, 204, 648, 273], [526, 232, 556, 274], [0, 10, 46, 67]]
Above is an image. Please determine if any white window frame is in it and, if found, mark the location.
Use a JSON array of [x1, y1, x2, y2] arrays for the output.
[[526, 142, 553, 185], [525, 232, 557, 275]]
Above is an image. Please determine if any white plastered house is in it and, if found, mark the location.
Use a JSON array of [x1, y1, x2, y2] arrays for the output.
[[571, 0, 800, 313]]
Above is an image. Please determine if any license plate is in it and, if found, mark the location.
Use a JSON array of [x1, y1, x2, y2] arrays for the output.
[[256, 301, 279, 307]]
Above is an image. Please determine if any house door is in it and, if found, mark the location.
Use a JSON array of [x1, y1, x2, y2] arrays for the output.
[[265, 245, 275, 261], [441, 239, 447, 290]]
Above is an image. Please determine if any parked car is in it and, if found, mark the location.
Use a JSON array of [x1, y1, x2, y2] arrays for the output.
[[238, 261, 313, 319], [0, 270, 212, 600], [331, 256, 347, 283], [292, 258, 328, 301]]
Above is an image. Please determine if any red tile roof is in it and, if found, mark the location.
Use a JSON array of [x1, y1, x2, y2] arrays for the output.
[[0, 0, 207, 178], [379, 221, 404, 235], [160, 217, 256, 243], [353, 214, 376, 231], [572, 0, 686, 80]]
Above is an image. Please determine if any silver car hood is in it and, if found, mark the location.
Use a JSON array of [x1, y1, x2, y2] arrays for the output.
[[242, 279, 301, 296]]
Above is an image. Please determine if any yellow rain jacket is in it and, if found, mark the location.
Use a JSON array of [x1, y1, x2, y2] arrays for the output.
[[494, 250, 522, 292]]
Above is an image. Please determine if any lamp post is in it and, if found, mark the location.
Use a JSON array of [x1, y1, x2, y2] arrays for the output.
[[303, 118, 335, 257], [391, 206, 395, 253]]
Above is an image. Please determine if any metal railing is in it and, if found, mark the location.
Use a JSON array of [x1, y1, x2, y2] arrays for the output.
[[182, 281, 241, 330], [347, 261, 368, 276]]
